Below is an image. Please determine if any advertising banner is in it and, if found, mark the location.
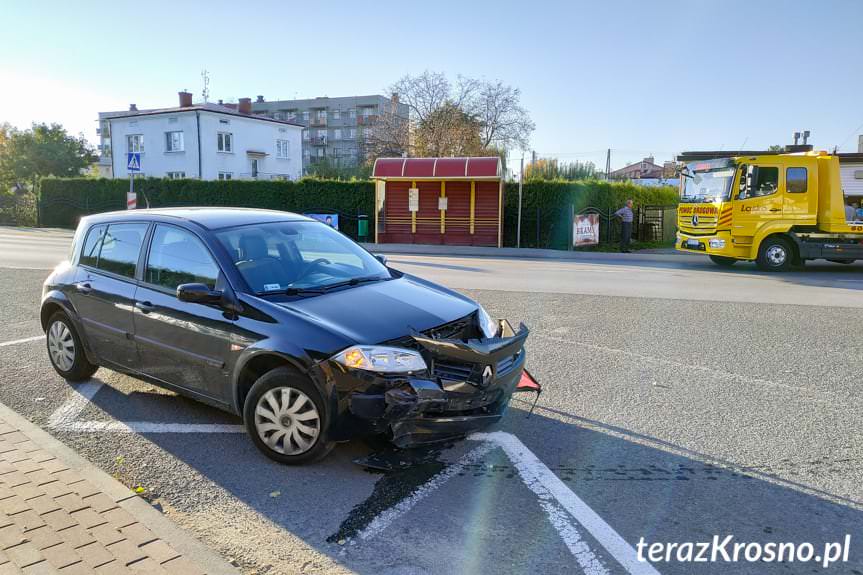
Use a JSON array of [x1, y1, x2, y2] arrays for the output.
[[574, 214, 600, 247]]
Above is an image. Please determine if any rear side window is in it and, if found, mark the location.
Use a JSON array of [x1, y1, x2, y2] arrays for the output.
[[80, 225, 107, 268], [787, 167, 807, 193], [97, 223, 148, 278], [145, 225, 220, 291]]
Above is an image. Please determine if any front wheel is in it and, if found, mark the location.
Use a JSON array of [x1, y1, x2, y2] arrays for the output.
[[46, 311, 98, 381], [756, 237, 794, 272], [243, 367, 334, 465], [709, 255, 737, 267]]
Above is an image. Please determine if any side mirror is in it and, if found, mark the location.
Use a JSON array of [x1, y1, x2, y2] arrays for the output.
[[375, 254, 388, 266], [177, 283, 223, 304]]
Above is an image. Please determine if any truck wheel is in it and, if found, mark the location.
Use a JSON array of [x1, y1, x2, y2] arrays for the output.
[[243, 366, 334, 465], [709, 255, 737, 267], [756, 237, 793, 272]]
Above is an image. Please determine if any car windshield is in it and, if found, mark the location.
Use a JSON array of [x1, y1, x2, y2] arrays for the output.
[[681, 159, 736, 203], [216, 220, 390, 295]]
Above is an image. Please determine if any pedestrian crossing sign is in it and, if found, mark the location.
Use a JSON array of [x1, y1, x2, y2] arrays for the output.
[[127, 153, 141, 172]]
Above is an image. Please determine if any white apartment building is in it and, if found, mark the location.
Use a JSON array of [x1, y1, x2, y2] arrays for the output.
[[100, 92, 303, 181]]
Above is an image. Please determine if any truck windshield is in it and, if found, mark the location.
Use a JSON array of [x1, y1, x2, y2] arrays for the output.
[[681, 160, 736, 203]]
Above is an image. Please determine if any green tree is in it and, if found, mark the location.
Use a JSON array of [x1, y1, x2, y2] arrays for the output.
[[304, 157, 371, 180], [524, 158, 597, 181], [0, 123, 94, 192]]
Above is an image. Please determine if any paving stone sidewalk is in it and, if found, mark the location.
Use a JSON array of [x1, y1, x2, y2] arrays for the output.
[[0, 402, 238, 575]]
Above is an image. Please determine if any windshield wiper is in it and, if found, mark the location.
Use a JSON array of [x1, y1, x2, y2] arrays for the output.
[[319, 275, 389, 292], [257, 286, 326, 297]]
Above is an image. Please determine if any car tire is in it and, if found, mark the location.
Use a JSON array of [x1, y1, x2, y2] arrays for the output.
[[46, 311, 98, 382], [756, 237, 794, 272], [709, 255, 737, 267], [243, 366, 334, 465]]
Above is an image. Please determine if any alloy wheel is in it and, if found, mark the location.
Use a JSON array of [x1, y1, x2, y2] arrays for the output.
[[48, 320, 75, 372], [254, 387, 321, 455]]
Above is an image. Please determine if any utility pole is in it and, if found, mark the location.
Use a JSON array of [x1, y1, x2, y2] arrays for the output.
[[605, 148, 611, 180], [517, 155, 524, 248]]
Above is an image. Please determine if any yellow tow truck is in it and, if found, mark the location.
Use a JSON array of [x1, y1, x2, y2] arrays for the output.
[[676, 148, 862, 271]]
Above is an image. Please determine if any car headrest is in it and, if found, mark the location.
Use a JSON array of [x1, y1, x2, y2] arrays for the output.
[[239, 234, 268, 261]]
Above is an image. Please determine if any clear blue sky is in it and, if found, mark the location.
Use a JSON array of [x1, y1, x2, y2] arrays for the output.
[[1, 0, 861, 170]]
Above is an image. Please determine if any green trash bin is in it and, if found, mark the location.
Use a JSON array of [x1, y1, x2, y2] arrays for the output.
[[357, 215, 369, 241]]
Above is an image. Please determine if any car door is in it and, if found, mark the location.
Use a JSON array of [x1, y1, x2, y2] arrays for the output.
[[133, 223, 234, 401], [69, 222, 149, 369], [732, 164, 783, 238]]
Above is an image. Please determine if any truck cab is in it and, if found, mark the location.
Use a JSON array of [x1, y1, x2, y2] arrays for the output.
[[676, 151, 861, 270]]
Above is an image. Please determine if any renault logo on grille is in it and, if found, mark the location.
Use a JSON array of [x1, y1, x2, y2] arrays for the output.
[[482, 365, 494, 386], [691, 214, 699, 226]]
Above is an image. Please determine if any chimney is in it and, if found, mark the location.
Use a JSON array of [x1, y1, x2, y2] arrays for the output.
[[645, 156, 654, 166], [238, 97, 252, 114], [178, 90, 193, 107], [256, 95, 265, 103], [218, 99, 223, 105], [129, 104, 138, 111], [858, 134, 863, 153]]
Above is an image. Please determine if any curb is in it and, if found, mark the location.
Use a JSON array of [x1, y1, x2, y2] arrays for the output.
[[0, 399, 240, 575], [361, 243, 687, 261]]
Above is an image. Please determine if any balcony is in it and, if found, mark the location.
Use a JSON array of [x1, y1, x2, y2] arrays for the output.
[[309, 116, 327, 127], [356, 115, 378, 126], [310, 136, 328, 146]]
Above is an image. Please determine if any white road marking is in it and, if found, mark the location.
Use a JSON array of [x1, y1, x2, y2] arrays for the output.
[[0, 335, 45, 348], [62, 421, 245, 433], [474, 431, 661, 575], [48, 382, 244, 433], [47, 382, 102, 428]]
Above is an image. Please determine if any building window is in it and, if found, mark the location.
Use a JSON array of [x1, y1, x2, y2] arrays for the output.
[[165, 131, 184, 152], [348, 108, 356, 119], [332, 109, 340, 120], [302, 130, 309, 141], [302, 111, 309, 122], [217, 132, 233, 152], [126, 134, 144, 153], [317, 148, 325, 157], [166, 171, 186, 179], [362, 107, 375, 117], [347, 128, 356, 139], [276, 139, 289, 159], [333, 129, 341, 140], [218, 172, 233, 180]]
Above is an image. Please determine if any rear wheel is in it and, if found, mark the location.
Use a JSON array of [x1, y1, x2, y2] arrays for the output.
[[46, 311, 98, 381], [709, 255, 737, 267], [243, 367, 334, 465], [756, 237, 794, 272]]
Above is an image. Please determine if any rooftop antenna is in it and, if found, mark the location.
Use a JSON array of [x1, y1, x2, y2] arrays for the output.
[[201, 69, 210, 103]]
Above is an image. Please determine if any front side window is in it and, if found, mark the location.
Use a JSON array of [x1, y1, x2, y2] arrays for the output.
[[80, 224, 107, 267], [217, 132, 233, 152], [127, 134, 144, 153], [165, 131, 184, 152], [743, 166, 779, 198], [276, 139, 289, 158], [146, 225, 220, 291], [216, 221, 389, 294], [97, 223, 148, 278], [787, 167, 807, 193]]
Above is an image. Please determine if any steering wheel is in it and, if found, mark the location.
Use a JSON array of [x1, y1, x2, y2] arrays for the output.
[[293, 258, 331, 282]]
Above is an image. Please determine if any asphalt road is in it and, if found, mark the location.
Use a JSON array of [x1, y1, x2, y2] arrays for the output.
[[0, 226, 861, 574]]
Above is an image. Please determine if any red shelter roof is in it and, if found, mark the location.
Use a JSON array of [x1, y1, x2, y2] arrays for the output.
[[372, 157, 501, 180]]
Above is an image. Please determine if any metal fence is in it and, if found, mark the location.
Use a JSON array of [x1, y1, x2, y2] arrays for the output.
[[573, 204, 677, 246]]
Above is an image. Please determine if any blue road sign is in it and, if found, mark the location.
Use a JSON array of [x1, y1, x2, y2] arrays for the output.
[[127, 153, 141, 172]]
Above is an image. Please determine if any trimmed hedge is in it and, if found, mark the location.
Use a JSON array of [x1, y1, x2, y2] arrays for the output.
[[38, 177, 676, 249], [503, 180, 679, 249], [38, 177, 375, 239]]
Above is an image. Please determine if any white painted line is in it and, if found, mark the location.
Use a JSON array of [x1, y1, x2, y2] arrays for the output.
[[355, 441, 497, 541], [63, 421, 245, 433], [0, 335, 45, 348], [47, 382, 102, 429], [473, 431, 661, 575]]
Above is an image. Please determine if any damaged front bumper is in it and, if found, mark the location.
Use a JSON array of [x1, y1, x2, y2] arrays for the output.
[[342, 319, 530, 448]]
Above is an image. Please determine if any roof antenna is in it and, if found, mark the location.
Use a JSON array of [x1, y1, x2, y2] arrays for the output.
[[737, 136, 748, 155], [201, 69, 210, 104]]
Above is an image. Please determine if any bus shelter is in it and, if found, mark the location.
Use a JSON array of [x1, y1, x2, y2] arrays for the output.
[[372, 157, 503, 247]]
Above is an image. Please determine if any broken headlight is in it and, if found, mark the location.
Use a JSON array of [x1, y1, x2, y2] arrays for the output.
[[477, 305, 499, 339], [333, 346, 427, 374]]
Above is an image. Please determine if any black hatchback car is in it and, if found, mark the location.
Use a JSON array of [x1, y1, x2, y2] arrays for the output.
[[41, 208, 529, 464]]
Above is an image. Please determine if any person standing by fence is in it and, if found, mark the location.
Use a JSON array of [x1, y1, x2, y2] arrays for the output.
[[614, 199, 634, 253]]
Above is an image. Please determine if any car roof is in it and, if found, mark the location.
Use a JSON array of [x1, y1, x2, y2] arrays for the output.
[[81, 207, 316, 230]]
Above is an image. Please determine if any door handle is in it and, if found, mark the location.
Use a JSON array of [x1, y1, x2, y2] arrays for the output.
[[75, 282, 92, 294], [135, 301, 154, 313]]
